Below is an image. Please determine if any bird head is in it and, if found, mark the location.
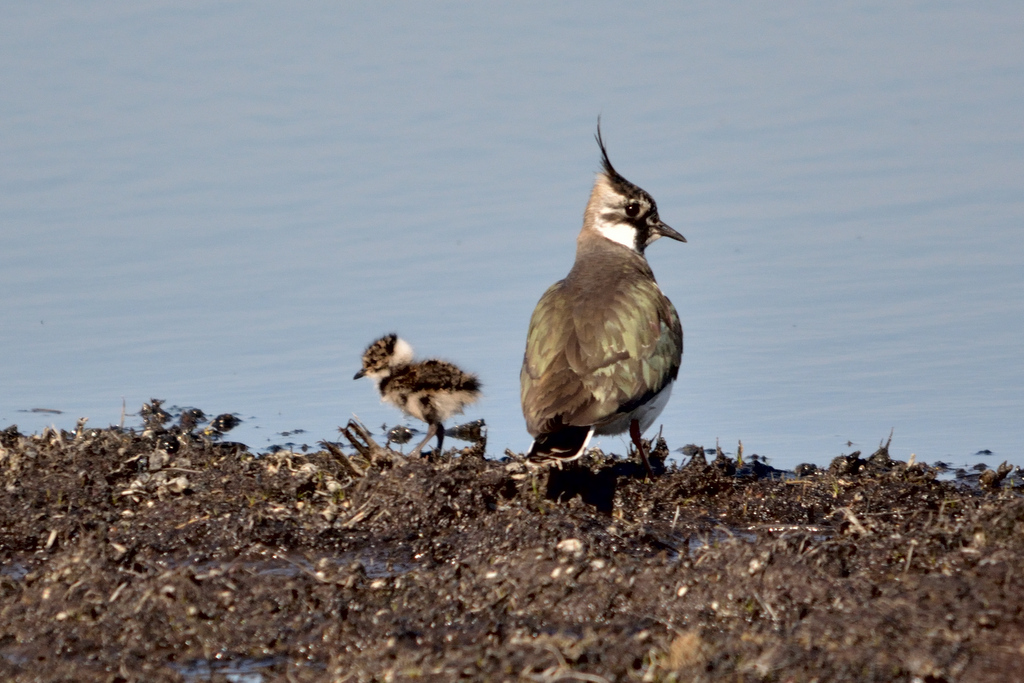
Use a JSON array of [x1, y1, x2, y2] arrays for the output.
[[582, 123, 686, 254], [353, 334, 415, 381]]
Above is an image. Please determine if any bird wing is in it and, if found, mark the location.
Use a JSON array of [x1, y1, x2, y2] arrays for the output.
[[390, 360, 480, 394], [521, 277, 681, 436]]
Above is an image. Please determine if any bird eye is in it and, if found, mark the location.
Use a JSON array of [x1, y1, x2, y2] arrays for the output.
[[625, 201, 641, 217]]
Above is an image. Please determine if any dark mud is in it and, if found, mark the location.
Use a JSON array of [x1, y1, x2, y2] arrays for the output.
[[1, 407, 1022, 682]]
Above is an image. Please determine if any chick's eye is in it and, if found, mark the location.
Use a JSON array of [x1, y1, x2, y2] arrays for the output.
[[625, 202, 641, 217]]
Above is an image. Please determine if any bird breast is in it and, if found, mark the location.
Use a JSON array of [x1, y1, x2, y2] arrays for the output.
[[386, 388, 477, 424], [378, 360, 480, 424]]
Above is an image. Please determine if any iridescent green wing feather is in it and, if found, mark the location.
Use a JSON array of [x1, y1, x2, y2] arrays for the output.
[[521, 278, 681, 435], [576, 278, 680, 421], [521, 281, 588, 434]]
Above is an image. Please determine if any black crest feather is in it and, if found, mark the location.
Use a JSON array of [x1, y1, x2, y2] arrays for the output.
[[595, 117, 619, 178], [594, 118, 644, 197]]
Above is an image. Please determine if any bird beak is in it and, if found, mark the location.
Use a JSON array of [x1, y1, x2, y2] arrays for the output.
[[653, 220, 686, 243], [353, 369, 365, 380]]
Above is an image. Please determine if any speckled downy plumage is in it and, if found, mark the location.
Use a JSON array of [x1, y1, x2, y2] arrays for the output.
[[520, 125, 685, 476], [355, 334, 481, 456]]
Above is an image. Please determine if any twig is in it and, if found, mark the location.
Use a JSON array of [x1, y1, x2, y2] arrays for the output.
[[903, 541, 916, 574], [753, 590, 779, 621], [339, 499, 375, 530], [271, 551, 330, 583], [319, 440, 365, 478], [833, 507, 870, 535], [523, 643, 611, 683], [339, 418, 405, 468]]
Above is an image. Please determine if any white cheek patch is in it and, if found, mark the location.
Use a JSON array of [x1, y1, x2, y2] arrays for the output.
[[595, 222, 639, 251]]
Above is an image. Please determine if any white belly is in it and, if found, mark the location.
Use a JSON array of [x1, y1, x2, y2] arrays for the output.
[[594, 381, 674, 437]]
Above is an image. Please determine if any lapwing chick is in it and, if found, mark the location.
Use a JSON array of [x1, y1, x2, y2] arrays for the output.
[[354, 334, 481, 457], [520, 125, 685, 478]]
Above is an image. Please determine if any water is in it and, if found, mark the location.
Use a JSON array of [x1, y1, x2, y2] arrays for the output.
[[173, 656, 283, 683], [2, 2, 1022, 470]]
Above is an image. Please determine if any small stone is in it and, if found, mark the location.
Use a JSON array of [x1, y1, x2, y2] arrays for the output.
[[165, 476, 189, 494], [556, 538, 584, 555]]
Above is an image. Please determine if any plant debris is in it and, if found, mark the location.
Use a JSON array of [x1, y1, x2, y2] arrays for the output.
[[0, 402, 1022, 682]]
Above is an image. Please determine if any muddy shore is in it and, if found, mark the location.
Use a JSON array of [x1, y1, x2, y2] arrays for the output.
[[1, 403, 1022, 682]]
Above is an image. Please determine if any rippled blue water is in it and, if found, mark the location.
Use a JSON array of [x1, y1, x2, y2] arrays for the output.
[[2, 2, 1022, 469]]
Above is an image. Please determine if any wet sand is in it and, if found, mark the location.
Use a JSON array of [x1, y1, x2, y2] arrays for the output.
[[0, 402, 1021, 682]]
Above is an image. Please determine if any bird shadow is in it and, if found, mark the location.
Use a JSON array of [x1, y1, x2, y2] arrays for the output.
[[543, 451, 667, 514]]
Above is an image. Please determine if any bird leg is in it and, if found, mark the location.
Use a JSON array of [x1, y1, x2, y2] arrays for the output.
[[629, 419, 655, 480], [408, 422, 443, 458]]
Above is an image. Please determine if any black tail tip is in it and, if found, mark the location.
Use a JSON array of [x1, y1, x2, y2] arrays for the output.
[[526, 426, 594, 466]]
